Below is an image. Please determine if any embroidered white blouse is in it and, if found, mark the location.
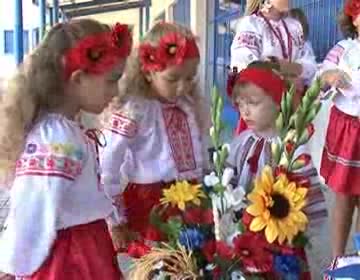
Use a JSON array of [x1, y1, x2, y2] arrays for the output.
[[0, 114, 119, 276], [100, 95, 209, 222], [230, 14, 317, 84], [226, 130, 327, 229], [319, 38, 360, 117]]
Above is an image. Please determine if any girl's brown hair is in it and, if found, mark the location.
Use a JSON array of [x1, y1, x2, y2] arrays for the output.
[[245, 0, 263, 15], [339, 1, 357, 39], [0, 19, 110, 183], [105, 22, 210, 134]]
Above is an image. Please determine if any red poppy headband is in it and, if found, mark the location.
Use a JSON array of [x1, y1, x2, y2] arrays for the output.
[[139, 32, 200, 72], [344, 0, 360, 20], [227, 67, 286, 105], [63, 23, 132, 80]]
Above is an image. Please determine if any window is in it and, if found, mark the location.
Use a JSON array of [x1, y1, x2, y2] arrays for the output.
[[32, 28, 39, 48], [23, 31, 29, 53], [4, 31, 14, 54], [4, 30, 30, 54], [173, 0, 191, 27]]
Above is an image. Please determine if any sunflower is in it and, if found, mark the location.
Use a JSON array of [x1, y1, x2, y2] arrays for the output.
[[246, 166, 308, 244], [160, 181, 206, 211]]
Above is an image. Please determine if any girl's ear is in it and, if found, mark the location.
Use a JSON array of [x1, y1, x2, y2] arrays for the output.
[[69, 69, 86, 85]]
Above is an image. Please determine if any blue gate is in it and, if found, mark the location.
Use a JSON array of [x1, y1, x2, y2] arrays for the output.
[[208, 0, 346, 132]]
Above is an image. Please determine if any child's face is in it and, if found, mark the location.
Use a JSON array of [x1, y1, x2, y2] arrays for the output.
[[76, 60, 126, 114], [271, 0, 290, 13], [149, 58, 199, 102], [234, 83, 279, 134]]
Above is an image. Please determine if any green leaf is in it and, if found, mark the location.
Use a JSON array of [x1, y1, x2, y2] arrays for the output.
[[292, 232, 310, 248]]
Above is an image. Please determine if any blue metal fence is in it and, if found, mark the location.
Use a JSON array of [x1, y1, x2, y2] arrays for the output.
[[209, 0, 346, 131]]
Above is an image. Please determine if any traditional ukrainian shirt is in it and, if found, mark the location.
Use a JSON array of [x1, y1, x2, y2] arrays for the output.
[[227, 130, 327, 228], [100, 95, 209, 221], [230, 14, 317, 85], [0, 114, 119, 276], [320, 38, 360, 117]]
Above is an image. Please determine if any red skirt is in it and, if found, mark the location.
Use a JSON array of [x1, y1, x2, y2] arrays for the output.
[[21, 220, 122, 280], [123, 181, 181, 239], [320, 106, 360, 194]]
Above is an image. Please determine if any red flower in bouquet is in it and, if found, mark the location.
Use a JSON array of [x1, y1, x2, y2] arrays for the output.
[[201, 239, 216, 262], [143, 225, 164, 242], [184, 207, 213, 225], [158, 32, 188, 66], [127, 241, 151, 258], [233, 233, 273, 273], [241, 210, 253, 229], [216, 241, 235, 261]]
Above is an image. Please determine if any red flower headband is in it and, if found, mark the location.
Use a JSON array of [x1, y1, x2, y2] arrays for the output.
[[139, 32, 200, 72], [344, 0, 360, 20], [227, 67, 286, 105], [64, 23, 132, 80]]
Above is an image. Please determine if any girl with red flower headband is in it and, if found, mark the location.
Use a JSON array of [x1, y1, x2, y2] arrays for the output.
[[99, 22, 210, 251], [0, 19, 132, 280], [226, 61, 327, 280], [316, 0, 360, 266]]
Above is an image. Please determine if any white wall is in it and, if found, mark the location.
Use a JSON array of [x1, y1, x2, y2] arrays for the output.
[[0, 0, 42, 78]]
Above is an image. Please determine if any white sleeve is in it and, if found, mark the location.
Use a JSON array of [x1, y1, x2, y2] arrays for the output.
[[291, 145, 328, 230], [230, 16, 262, 69], [100, 99, 143, 225], [0, 119, 85, 276], [320, 41, 346, 73], [299, 41, 317, 85], [295, 38, 317, 83]]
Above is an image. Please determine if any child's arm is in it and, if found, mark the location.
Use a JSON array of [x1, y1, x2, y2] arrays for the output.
[[0, 120, 85, 276], [100, 98, 144, 243], [291, 145, 328, 230]]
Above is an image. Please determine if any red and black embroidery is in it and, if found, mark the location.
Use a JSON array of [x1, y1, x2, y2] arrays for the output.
[[162, 106, 196, 173], [109, 113, 138, 138]]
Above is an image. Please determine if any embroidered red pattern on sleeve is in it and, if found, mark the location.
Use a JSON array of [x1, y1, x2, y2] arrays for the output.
[[16, 155, 82, 181], [325, 44, 345, 65], [236, 31, 262, 54], [109, 113, 138, 138]]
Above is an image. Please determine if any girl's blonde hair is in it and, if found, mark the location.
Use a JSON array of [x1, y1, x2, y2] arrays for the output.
[[107, 22, 210, 134], [245, 0, 263, 15], [0, 19, 110, 183]]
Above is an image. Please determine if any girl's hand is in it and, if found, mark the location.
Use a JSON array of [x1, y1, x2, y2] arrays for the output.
[[320, 69, 351, 89], [111, 224, 134, 252]]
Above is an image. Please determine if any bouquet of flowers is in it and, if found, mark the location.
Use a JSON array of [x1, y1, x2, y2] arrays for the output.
[[128, 79, 322, 280]]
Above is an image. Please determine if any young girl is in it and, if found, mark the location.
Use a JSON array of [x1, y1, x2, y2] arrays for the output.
[[0, 19, 132, 279], [100, 22, 210, 244], [226, 62, 327, 279], [230, 0, 317, 133], [318, 0, 360, 259]]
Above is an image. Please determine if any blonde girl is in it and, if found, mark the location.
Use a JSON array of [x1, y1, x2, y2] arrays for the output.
[[100, 22, 210, 246], [0, 19, 132, 280]]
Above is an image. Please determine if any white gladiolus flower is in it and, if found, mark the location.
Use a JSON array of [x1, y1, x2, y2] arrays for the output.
[[209, 126, 215, 137], [213, 152, 218, 164], [222, 143, 230, 153], [204, 172, 220, 187], [231, 271, 246, 280], [222, 167, 234, 187]]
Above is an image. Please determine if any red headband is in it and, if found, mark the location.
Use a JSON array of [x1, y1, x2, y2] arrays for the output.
[[344, 0, 360, 20], [227, 67, 286, 105], [64, 23, 132, 80], [139, 32, 200, 72]]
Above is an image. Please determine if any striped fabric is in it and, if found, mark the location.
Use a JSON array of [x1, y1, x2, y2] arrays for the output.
[[0, 189, 10, 233]]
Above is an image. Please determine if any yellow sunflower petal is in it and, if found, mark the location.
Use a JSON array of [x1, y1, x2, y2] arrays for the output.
[[247, 202, 265, 217], [249, 216, 267, 232], [265, 219, 279, 243]]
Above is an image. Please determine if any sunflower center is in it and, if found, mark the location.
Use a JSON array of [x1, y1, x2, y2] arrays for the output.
[[269, 193, 290, 219]]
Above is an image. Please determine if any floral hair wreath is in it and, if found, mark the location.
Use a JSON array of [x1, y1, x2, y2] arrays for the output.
[[139, 32, 200, 72], [64, 23, 132, 80], [344, 0, 360, 20]]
